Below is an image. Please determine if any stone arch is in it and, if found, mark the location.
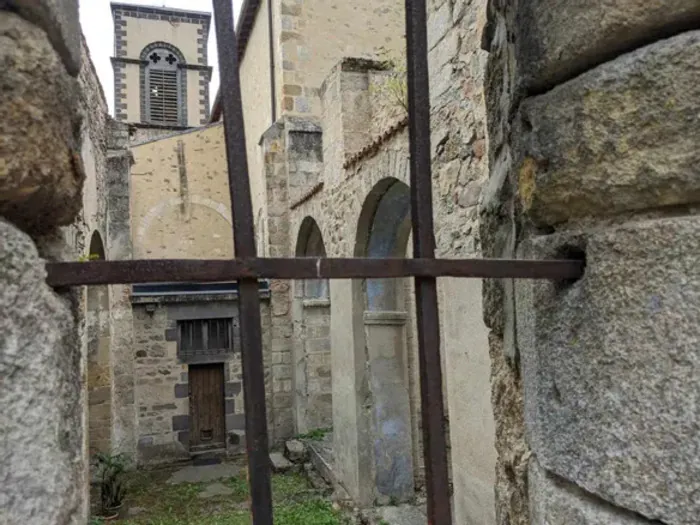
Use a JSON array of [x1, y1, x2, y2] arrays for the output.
[[140, 42, 187, 126], [352, 177, 415, 502], [86, 231, 112, 455], [292, 217, 333, 434], [355, 178, 412, 310], [134, 196, 233, 259], [296, 216, 329, 298]]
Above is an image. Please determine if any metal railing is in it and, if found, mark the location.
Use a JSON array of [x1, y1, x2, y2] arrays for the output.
[[46, 1, 584, 523]]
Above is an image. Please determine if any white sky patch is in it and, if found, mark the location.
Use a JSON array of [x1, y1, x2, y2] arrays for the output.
[[79, 0, 244, 116]]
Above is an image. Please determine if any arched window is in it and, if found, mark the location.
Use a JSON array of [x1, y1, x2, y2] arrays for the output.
[[140, 43, 186, 126]]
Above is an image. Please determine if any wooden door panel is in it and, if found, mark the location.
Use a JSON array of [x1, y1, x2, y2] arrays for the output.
[[189, 363, 225, 449]]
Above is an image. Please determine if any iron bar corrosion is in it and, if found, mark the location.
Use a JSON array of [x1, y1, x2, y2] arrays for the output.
[[212, 0, 273, 523], [404, 0, 452, 522], [46, 258, 585, 287]]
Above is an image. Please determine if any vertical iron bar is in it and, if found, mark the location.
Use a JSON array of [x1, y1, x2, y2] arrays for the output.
[[404, 0, 453, 523], [212, 1, 273, 523]]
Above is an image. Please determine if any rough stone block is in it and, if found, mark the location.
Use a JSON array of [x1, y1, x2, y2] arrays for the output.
[[3, 0, 81, 76], [174, 383, 188, 399], [284, 439, 309, 464], [226, 413, 245, 431], [0, 13, 83, 232], [225, 381, 241, 397], [517, 217, 700, 524], [172, 415, 189, 432], [529, 459, 655, 525], [270, 452, 294, 473], [0, 220, 85, 524], [516, 1, 700, 91], [517, 31, 700, 227]]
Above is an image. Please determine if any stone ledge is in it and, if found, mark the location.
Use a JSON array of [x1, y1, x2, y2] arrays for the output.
[[3, 0, 81, 76], [302, 298, 331, 309], [517, 31, 700, 226], [516, 0, 700, 92], [517, 216, 700, 525], [363, 310, 408, 325]]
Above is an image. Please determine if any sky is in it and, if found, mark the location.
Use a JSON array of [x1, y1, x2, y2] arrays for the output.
[[79, 0, 244, 116]]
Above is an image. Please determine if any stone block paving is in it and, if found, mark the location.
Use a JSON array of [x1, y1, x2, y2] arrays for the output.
[[167, 463, 240, 485]]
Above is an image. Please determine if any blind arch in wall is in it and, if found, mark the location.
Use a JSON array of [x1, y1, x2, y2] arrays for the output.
[[140, 42, 187, 126]]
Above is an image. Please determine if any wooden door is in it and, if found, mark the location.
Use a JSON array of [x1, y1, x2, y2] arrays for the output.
[[189, 363, 226, 450]]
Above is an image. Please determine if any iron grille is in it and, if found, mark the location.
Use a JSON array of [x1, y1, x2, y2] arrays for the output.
[[44, 1, 586, 523], [178, 318, 234, 359], [149, 69, 179, 124]]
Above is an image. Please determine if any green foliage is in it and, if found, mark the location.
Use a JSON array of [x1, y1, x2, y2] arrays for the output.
[[93, 452, 128, 515], [295, 427, 332, 441], [228, 475, 250, 500], [372, 47, 408, 113], [274, 500, 342, 525], [78, 253, 102, 262], [118, 467, 348, 525]]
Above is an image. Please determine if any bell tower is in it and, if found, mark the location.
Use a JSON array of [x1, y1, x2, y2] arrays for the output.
[[110, 2, 212, 128]]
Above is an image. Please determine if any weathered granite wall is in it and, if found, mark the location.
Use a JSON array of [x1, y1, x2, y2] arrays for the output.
[[482, 1, 700, 524], [0, 1, 89, 523]]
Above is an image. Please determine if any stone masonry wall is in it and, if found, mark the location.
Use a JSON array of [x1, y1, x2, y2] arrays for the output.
[[1, 1, 90, 524], [426, 1, 497, 522], [276, 0, 405, 118], [132, 299, 254, 466], [280, 53, 496, 519], [483, 1, 700, 524], [261, 121, 296, 445], [129, 123, 233, 260]]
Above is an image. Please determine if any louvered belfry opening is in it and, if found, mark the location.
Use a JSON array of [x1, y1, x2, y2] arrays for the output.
[[147, 49, 181, 125]]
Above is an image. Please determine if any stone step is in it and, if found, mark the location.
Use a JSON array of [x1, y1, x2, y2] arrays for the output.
[[190, 448, 226, 466], [269, 452, 294, 473]]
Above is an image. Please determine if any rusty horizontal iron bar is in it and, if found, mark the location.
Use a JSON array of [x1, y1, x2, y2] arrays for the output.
[[45, 258, 584, 287]]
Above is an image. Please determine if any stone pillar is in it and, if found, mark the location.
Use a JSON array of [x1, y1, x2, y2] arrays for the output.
[[320, 59, 376, 187], [0, 2, 88, 523], [426, 0, 495, 522], [363, 310, 415, 503], [329, 278, 374, 505], [483, 1, 700, 523], [261, 121, 294, 444], [106, 120, 137, 461]]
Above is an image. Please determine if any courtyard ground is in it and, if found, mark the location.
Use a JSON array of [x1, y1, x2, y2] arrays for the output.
[[91, 460, 349, 525]]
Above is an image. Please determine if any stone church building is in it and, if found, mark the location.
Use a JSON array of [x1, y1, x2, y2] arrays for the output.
[[84, 1, 497, 522], [3, 0, 699, 524]]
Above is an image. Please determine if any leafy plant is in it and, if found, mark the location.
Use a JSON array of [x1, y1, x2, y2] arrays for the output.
[[295, 427, 332, 441], [78, 253, 102, 262], [94, 452, 128, 515], [372, 47, 408, 113]]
